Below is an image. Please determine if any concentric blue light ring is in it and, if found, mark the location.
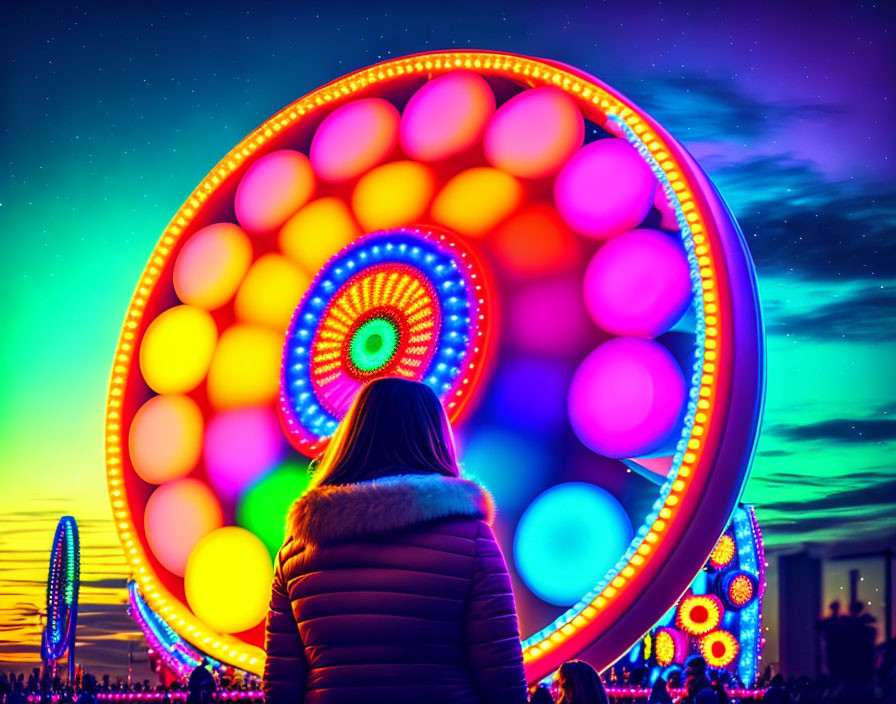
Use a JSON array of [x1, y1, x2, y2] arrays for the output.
[[280, 227, 483, 453]]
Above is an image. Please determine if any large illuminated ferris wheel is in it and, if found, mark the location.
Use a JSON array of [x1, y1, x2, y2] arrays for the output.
[[108, 50, 765, 682]]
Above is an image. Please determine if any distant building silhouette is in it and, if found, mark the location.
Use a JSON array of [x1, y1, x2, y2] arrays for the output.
[[779, 552, 821, 677]]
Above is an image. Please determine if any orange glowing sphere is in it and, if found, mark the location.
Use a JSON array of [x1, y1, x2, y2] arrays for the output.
[[279, 196, 360, 274], [351, 160, 437, 231], [129, 395, 204, 485], [172, 223, 253, 310], [431, 166, 524, 237]]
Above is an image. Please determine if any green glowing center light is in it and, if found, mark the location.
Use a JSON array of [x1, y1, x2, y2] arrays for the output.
[[350, 317, 399, 372]]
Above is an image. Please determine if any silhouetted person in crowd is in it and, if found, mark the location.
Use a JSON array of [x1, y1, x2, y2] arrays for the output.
[[648, 675, 673, 704], [819, 598, 879, 703], [683, 656, 718, 704], [761, 674, 792, 704], [529, 684, 555, 704], [667, 669, 683, 689], [263, 378, 527, 704], [819, 600, 847, 681], [76, 682, 96, 704], [187, 658, 215, 704], [555, 660, 608, 704]]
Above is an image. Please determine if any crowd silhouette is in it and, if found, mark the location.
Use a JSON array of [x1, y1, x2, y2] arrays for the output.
[[0, 666, 262, 704], [2, 600, 894, 704], [3, 628, 896, 704]]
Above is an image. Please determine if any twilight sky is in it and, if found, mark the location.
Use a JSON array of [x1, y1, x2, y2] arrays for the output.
[[1, 0, 894, 676]]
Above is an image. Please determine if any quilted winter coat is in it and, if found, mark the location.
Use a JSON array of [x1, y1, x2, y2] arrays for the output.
[[263, 471, 528, 704]]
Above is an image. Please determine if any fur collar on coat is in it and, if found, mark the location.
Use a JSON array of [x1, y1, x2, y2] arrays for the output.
[[287, 472, 494, 547]]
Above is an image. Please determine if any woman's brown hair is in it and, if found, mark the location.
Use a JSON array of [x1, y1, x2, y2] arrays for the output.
[[310, 377, 459, 487], [557, 660, 609, 704]]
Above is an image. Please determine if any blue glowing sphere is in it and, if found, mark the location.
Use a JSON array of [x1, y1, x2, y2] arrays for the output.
[[461, 427, 549, 513], [514, 482, 633, 606]]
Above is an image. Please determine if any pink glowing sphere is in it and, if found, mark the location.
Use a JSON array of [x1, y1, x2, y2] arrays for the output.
[[400, 71, 495, 162], [234, 150, 315, 235], [309, 98, 400, 182], [509, 277, 590, 356], [144, 478, 223, 576], [568, 337, 685, 458], [554, 139, 657, 239], [584, 229, 692, 337], [203, 406, 286, 503], [484, 86, 584, 179]]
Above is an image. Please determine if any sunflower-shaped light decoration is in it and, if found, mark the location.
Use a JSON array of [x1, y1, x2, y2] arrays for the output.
[[699, 629, 740, 668], [709, 534, 736, 568], [654, 626, 688, 667], [677, 594, 724, 636]]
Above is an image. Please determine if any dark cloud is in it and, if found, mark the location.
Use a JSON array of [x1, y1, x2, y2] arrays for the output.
[[757, 449, 792, 457], [621, 74, 896, 283], [767, 285, 896, 340], [79, 578, 128, 589], [627, 74, 841, 142], [764, 478, 896, 515], [770, 418, 896, 443], [711, 158, 896, 280], [757, 470, 895, 485], [759, 508, 896, 541]]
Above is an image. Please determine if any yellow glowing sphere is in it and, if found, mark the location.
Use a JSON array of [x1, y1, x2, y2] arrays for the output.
[[173, 223, 253, 310], [207, 324, 283, 409], [431, 166, 524, 237], [144, 478, 223, 577], [129, 394, 203, 484], [139, 305, 218, 394], [234, 253, 310, 331], [351, 160, 437, 231], [279, 196, 360, 273], [184, 526, 273, 634], [711, 533, 736, 567]]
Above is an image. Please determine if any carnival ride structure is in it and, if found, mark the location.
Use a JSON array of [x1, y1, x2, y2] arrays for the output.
[[106, 50, 765, 682]]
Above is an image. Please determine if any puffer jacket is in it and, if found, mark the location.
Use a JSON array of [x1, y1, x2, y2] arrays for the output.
[[263, 471, 528, 704]]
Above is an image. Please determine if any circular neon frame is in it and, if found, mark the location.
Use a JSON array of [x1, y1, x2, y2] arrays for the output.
[[105, 50, 765, 680], [43, 515, 80, 680]]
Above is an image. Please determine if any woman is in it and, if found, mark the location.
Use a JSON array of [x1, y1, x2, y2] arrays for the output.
[[555, 660, 609, 704], [263, 377, 528, 704]]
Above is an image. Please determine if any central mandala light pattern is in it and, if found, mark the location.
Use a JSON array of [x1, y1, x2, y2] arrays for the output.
[[349, 317, 400, 372], [312, 262, 441, 404], [279, 227, 489, 454]]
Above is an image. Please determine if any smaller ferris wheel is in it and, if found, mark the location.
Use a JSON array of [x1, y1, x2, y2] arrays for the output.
[[42, 516, 80, 681]]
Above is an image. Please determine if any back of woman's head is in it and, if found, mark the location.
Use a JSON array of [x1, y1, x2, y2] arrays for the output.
[[312, 377, 459, 486], [557, 660, 608, 704]]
